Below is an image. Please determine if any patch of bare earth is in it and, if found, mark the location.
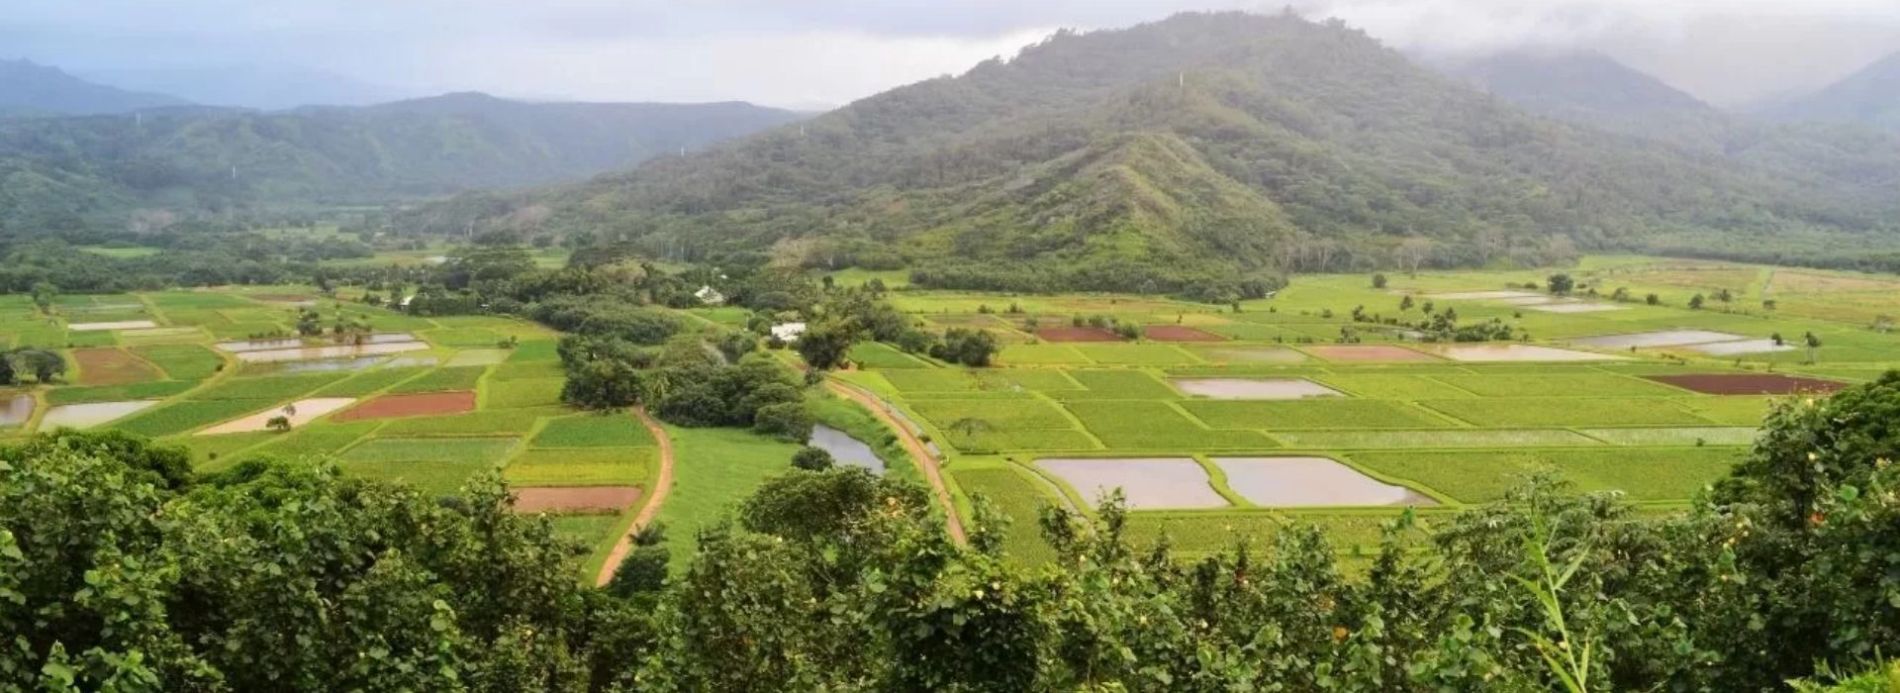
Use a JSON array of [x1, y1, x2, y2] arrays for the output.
[[1646, 374, 1848, 395], [335, 391, 477, 421], [513, 486, 643, 514]]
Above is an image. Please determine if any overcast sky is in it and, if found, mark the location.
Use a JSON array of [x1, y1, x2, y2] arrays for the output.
[[6, 0, 1900, 109]]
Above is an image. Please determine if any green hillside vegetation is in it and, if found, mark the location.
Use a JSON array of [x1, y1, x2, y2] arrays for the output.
[[424, 12, 1900, 296], [0, 92, 802, 234]]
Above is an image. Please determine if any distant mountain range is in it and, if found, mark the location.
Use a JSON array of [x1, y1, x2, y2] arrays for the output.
[[1757, 52, 1900, 131], [415, 13, 1900, 292], [0, 90, 803, 234], [0, 59, 191, 116], [76, 64, 418, 111]]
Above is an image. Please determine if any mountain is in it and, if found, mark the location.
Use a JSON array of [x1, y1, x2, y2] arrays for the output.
[[421, 12, 1900, 294], [0, 59, 191, 117], [1761, 52, 1900, 130], [0, 93, 804, 233], [79, 64, 415, 110], [1438, 50, 1727, 141]]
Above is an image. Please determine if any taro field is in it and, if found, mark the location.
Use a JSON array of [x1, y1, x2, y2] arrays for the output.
[[0, 286, 655, 571], [832, 257, 1900, 565]]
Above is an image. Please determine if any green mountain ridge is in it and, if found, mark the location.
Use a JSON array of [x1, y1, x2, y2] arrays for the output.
[[0, 92, 804, 233], [422, 12, 1900, 293]]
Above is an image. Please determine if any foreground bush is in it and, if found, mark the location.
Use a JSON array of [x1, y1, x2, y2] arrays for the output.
[[5, 373, 1900, 690]]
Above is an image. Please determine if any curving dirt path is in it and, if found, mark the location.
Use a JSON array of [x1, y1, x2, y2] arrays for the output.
[[826, 380, 968, 545], [593, 407, 676, 587]]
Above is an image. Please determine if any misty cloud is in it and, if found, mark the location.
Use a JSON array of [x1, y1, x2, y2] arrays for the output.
[[4, 0, 1898, 108]]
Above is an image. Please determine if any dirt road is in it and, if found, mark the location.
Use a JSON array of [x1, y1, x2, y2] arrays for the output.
[[593, 407, 676, 586]]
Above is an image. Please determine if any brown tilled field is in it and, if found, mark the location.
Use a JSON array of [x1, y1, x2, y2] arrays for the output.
[[1645, 374, 1848, 395], [1036, 326, 1122, 342], [1143, 325, 1226, 342], [512, 486, 642, 514], [335, 391, 477, 420], [73, 348, 163, 385]]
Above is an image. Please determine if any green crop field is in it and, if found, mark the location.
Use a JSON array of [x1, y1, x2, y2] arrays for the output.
[[505, 447, 656, 486], [131, 344, 224, 380], [533, 414, 655, 447], [311, 367, 429, 397], [189, 372, 350, 400], [110, 399, 269, 437], [389, 366, 487, 393], [1182, 399, 1451, 430], [487, 377, 566, 409], [1064, 401, 1275, 449], [376, 409, 545, 436], [1419, 398, 1714, 427]]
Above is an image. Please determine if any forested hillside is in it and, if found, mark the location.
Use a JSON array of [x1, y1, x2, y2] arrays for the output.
[[0, 93, 802, 234], [423, 12, 1900, 296]]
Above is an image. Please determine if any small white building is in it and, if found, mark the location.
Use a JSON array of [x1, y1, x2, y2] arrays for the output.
[[771, 322, 807, 343], [693, 285, 726, 305]]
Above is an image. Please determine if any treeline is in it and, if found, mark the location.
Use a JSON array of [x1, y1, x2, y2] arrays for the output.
[[7, 374, 1900, 689], [0, 238, 317, 293]]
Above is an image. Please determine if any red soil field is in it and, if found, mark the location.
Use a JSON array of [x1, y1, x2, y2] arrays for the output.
[[1645, 374, 1849, 395], [335, 391, 477, 421], [1303, 345, 1439, 362], [73, 348, 162, 386], [513, 486, 643, 514], [1143, 325, 1227, 342], [1036, 326, 1123, 342]]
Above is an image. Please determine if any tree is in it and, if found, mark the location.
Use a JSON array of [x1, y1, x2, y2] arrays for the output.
[[931, 328, 998, 367], [796, 322, 857, 371], [4, 348, 65, 384], [295, 308, 322, 336], [265, 415, 292, 432], [30, 282, 57, 313], [1646, 293, 1661, 305], [1399, 295, 1415, 311], [1689, 294, 1706, 310], [1804, 331, 1822, 363], [606, 524, 670, 597], [1370, 273, 1388, 289], [752, 402, 813, 442], [792, 446, 835, 471], [1546, 273, 1574, 295], [1611, 287, 1630, 302]]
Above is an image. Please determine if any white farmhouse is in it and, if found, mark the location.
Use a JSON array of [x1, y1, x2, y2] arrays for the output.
[[771, 322, 807, 343]]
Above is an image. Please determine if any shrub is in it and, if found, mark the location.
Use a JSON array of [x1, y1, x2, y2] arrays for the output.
[[792, 446, 835, 471], [752, 402, 814, 442]]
